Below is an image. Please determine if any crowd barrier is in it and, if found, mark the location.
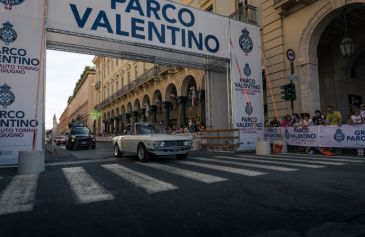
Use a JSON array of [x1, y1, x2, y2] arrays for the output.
[[265, 125, 365, 148]]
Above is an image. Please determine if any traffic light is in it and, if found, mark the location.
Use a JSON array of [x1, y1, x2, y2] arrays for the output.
[[287, 82, 296, 101], [281, 84, 290, 101], [280, 83, 296, 101]]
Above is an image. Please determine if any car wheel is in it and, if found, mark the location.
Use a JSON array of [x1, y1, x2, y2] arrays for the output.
[[176, 153, 188, 160], [137, 143, 150, 162], [114, 144, 122, 158], [92, 145, 96, 149]]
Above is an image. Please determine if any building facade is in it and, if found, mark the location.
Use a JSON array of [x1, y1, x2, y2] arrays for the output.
[[262, 0, 365, 120], [92, 0, 261, 135], [58, 107, 69, 135], [67, 67, 97, 132]]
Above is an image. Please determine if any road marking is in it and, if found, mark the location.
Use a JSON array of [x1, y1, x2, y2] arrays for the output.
[[102, 164, 178, 194], [139, 162, 228, 184], [0, 174, 38, 215], [214, 156, 324, 169], [278, 153, 365, 160], [235, 154, 345, 166], [47, 158, 119, 167], [270, 153, 365, 163], [62, 167, 114, 204], [178, 161, 266, 176], [193, 157, 298, 172]]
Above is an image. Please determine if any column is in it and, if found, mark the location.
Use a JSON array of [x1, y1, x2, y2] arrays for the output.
[[177, 96, 187, 127], [110, 119, 114, 133], [115, 117, 120, 134], [150, 105, 157, 123], [141, 108, 147, 122], [103, 120, 107, 133], [199, 90, 206, 124], [132, 111, 139, 123], [162, 101, 171, 126], [125, 113, 131, 124]]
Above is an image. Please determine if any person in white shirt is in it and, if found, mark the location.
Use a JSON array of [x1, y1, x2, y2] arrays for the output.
[[347, 108, 365, 155], [360, 104, 365, 119]]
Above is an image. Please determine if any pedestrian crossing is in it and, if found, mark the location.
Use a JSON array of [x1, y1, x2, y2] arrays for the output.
[[0, 153, 364, 216]]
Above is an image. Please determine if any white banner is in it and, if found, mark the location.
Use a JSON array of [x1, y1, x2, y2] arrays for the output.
[[318, 125, 365, 148], [0, 0, 46, 165], [265, 125, 365, 148], [47, 0, 230, 59], [229, 21, 264, 151]]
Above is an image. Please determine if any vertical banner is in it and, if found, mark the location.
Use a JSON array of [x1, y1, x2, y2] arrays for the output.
[[0, 0, 46, 165], [229, 20, 264, 150]]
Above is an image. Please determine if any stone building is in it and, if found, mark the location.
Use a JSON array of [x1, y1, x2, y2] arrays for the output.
[[67, 67, 97, 132], [92, 0, 261, 135], [58, 107, 69, 135], [262, 0, 365, 120]]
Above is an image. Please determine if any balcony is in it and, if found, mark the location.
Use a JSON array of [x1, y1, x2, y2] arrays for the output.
[[273, 0, 318, 12], [230, 4, 257, 25], [94, 65, 181, 110]]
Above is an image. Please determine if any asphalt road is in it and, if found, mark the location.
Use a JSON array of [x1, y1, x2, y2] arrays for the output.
[[1, 144, 365, 237]]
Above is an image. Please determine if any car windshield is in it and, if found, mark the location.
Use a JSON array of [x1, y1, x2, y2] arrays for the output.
[[135, 124, 157, 135], [70, 127, 90, 135]]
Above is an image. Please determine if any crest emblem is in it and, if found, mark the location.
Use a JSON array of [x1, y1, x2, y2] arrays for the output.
[[245, 102, 253, 115], [243, 63, 251, 77], [0, 21, 17, 45], [0, 84, 15, 109], [334, 128, 345, 143], [284, 128, 290, 140], [239, 28, 253, 56], [0, 0, 25, 10]]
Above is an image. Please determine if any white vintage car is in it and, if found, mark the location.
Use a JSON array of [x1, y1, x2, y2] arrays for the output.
[[112, 123, 192, 162]]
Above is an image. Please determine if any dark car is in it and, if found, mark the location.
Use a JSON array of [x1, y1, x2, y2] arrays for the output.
[[65, 126, 96, 150]]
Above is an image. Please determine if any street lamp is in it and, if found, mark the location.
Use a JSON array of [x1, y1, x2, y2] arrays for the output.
[[339, 5, 355, 57]]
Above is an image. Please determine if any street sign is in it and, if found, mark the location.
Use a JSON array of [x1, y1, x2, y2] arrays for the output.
[[286, 49, 296, 61], [288, 75, 297, 81]]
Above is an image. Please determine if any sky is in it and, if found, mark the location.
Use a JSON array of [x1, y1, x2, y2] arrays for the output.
[[45, 50, 94, 130]]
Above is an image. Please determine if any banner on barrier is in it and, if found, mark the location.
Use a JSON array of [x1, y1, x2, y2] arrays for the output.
[[265, 125, 365, 148], [0, 0, 46, 165]]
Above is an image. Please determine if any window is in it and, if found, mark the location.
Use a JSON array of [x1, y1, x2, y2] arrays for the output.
[[127, 70, 131, 84], [135, 65, 138, 79]]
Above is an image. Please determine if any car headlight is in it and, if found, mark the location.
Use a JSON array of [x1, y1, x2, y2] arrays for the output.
[[153, 141, 166, 148], [184, 140, 192, 146]]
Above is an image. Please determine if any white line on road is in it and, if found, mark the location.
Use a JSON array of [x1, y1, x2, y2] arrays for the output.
[[269, 153, 365, 163], [47, 158, 119, 167], [139, 162, 228, 184], [214, 156, 324, 169], [236, 155, 345, 166], [276, 153, 365, 160], [0, 174, 39, 215], [193, 157, 298, 172], [178, 161, 266, 176], [102, 164, 178, 193], [62, 167, 114, 204]]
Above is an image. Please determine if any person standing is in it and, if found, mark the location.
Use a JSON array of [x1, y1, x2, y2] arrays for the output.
[[312, 110, 326, 125], [347, 108, 365, 155], [326, 105, 342, 126], [360, 104, 365, 119]]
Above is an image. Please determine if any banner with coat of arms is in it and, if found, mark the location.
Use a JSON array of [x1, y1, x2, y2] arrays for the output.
[[264, 125, 365, 148], [0, 0, 46, 165], [229, 21, 264, 151]]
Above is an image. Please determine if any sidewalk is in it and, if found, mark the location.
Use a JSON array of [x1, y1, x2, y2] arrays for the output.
[[45, 145, 78, 163]]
